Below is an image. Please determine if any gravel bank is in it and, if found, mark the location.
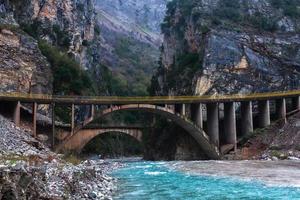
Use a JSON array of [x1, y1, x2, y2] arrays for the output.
[[0, 114, 121, 199]]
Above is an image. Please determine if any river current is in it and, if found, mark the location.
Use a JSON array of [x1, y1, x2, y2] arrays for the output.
[[111, 160, 300, 199]]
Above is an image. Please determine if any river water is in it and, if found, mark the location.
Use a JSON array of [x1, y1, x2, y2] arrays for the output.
[[111, 159, 300, 199]]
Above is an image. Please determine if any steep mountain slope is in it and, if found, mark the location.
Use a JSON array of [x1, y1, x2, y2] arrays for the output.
[[0, 0, 96, 95], [152, 0, 300, 95], [94, 0, 167, 96]]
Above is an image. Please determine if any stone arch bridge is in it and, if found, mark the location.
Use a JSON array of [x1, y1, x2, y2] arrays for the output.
[[1, 90, 300, 160]]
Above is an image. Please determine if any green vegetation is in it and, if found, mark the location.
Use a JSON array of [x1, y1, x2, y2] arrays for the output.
[[38, 40, 94, 95], [162, 0, 300, 35], [110, 37, 158, 96], [248, 13, 277, 32], [0, 24, 20, 32], [214, 0, 242, 23], [166, 52, 202, 94], [270, 0, 300, 18], [22, 21, 71, 50], [94, 24, 101, 35], [21, 20, 41, 38], [52, 25, 71, 49], [63, 153, 82, 165]]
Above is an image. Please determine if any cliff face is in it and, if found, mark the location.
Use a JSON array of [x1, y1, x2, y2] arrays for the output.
[[0, 0, 97, 94], [94, 0, 167, 95], [0, 1, 52, 94], [10, 0, 96, 69], [154, 0, 300, 95], [0, 27, 52, 94]]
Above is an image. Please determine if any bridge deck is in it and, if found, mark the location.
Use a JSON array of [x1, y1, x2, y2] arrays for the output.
[[0, 90, 300, 105]]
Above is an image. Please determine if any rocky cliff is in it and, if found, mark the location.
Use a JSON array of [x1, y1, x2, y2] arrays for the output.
[[94, 0, 167, 96], [10, 0, 96, 69], [153, 0, 300, 95], [0, 0, 97, 94]]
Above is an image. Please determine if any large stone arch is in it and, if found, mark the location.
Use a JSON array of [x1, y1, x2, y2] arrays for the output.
[[71, 104, 220, 159], [62, 128, 143, 152]]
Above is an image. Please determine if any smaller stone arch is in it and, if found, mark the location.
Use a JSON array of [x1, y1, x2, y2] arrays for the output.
[[60, 128, 143, 152]]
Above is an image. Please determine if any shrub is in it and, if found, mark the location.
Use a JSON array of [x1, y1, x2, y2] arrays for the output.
[[38, 40, 93, 95], [248, 13, 278, 32], [21, 20, 42, 38], [214, 0, 242, 23], [52, 25, 71, 49], [94, 24, 101, 35]]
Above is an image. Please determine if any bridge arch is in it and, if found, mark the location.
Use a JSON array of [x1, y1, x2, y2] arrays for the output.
[[62, 128, 143, 152], [67, 104, 220, 159]]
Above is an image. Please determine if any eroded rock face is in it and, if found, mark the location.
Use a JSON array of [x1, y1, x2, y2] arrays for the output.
[[0, 28, 52, 94], [155, 0, 300, 95], [0, 0, 98, 94], [1, 0, 96, 69]]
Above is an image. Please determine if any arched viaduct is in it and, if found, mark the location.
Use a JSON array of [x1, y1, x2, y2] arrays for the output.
[[1, 90, 300, 160]]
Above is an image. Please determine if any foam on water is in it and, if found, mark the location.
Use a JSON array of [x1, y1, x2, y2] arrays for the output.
[[112, 160, 300, 200]]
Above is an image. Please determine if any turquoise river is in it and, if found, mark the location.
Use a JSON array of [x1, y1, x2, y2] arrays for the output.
[[111, 160, 300, 200]]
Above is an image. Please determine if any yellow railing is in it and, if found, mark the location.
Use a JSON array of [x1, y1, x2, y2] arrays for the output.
[[0, 90, 300, 104]]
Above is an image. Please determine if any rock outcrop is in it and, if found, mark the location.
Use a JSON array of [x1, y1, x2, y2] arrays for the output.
[[0, 0, 98, 94], [0, 27, 52, 94], [154, 0, 300, 95], [92, 0, 167, 95], [0, 114, 119, 199], [8, 0, 96, 69]]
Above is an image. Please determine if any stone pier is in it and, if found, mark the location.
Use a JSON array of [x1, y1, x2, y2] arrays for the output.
[[224, 102, 236, 149], [175, 104, 186, 116], [258, 100, 270, 128], [32, 102, 37, 138], [13, 101, 21, 126], [207, 103, 219, 147], [191, 103, 203, 129], [241, 101, 253, 137], [276, 98, 286, 120]]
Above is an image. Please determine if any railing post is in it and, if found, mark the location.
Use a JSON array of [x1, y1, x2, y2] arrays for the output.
[[71, 104, 75, 135], [32, 102, 37, 138], [207, 103, 219, 147], [292, 96, 300, 111], [241, 101, 253, 137], [276, 98, 286, 120], [224, 102, 237, 150], [52, 102, 55, 148], [258, 100, 270, 128], [191, 103, 203, 129], [13, 101, 21, 126]]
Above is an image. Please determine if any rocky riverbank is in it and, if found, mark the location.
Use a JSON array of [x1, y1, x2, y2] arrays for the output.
[[227, 112, 300, 161], [0, 114, 121, 199]]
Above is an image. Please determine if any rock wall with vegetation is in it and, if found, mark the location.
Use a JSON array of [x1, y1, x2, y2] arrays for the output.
[[93, 0, 167, 96], [151, 0, 300, 95], [0, 0, 97, 95]]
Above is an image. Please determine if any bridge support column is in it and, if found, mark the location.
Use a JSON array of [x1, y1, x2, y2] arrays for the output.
[[276, 98, 286, 120], [91, 104, 95, 117], [181, 104, 186, 116], [224, 102, 237, 150], [52, 103, 55, 148], [241, 101, 253, 137], [175, 104, 186, 116], [258, 100, 270, 128], [292, 96, 300, 111], [207, 103, 219, 147], [191, 103, 203, 129], [71, 104, 75, 135], [13, 101, 21, 126], [32, 102, 37, 138]]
